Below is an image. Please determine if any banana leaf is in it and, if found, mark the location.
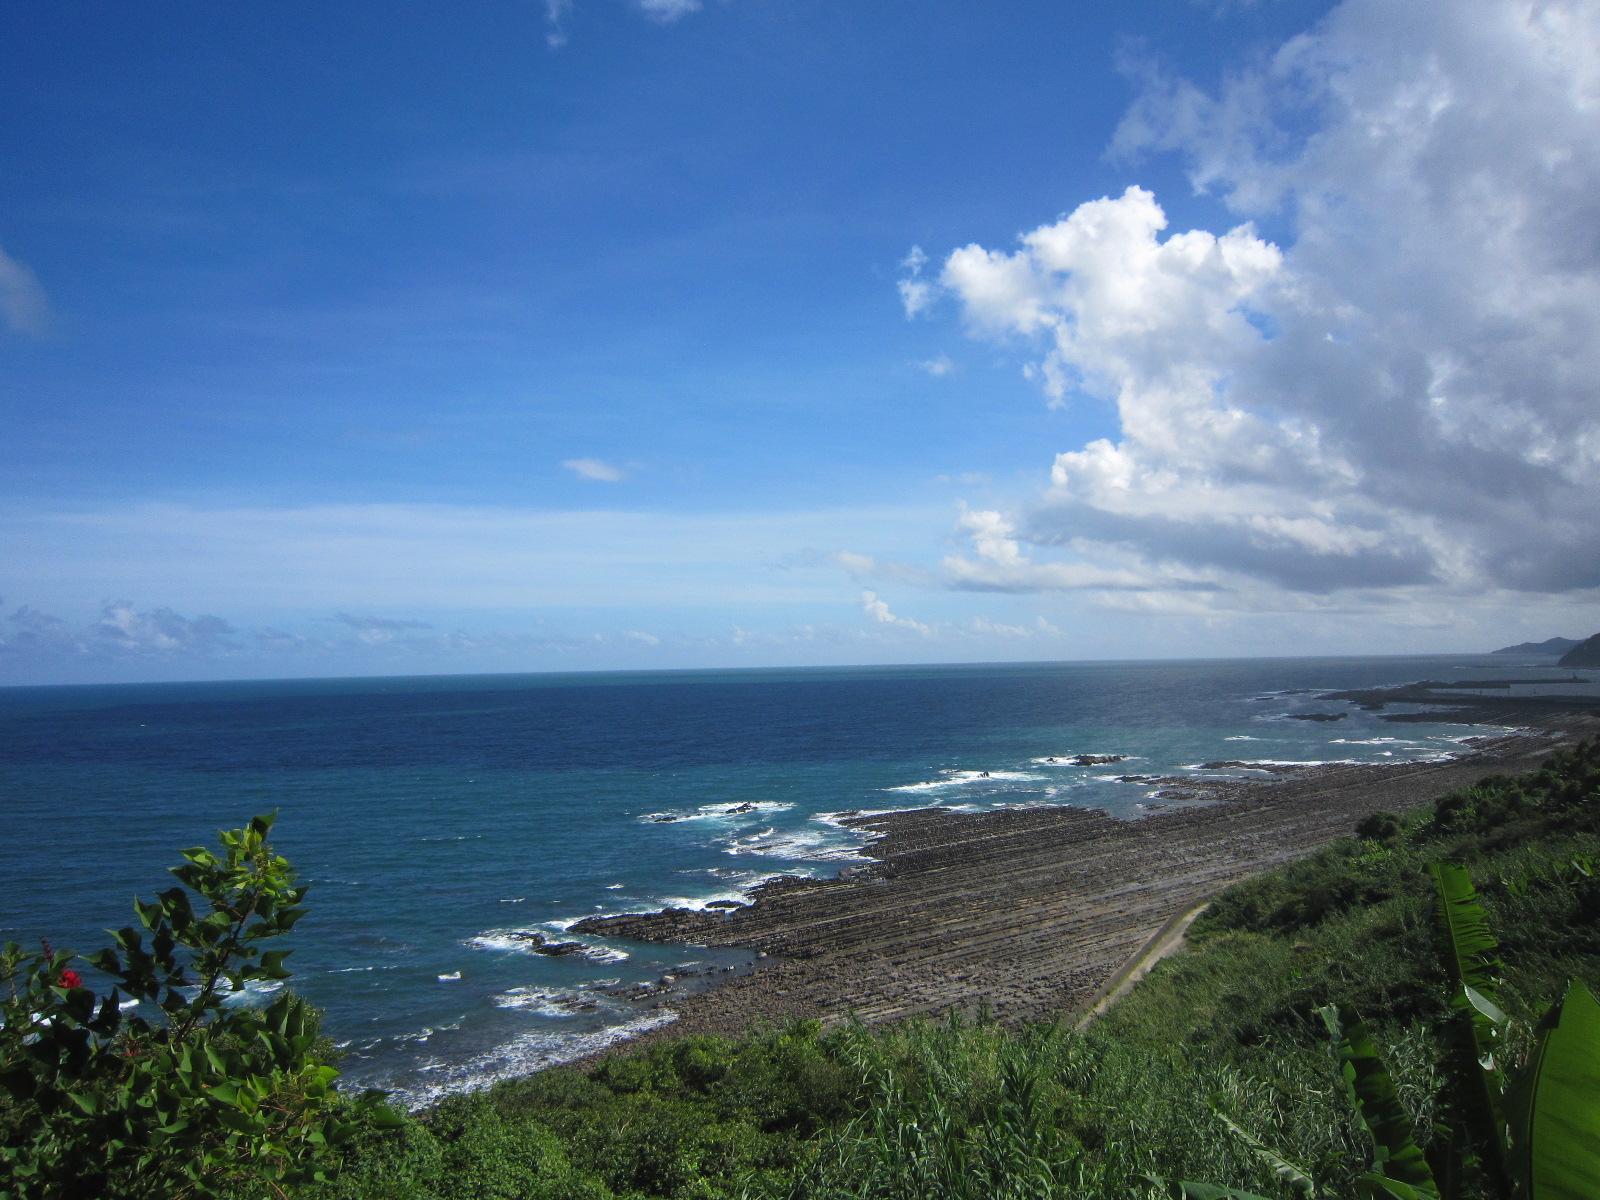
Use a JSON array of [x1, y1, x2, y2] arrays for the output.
[[1510, 979, 1600, 1200], [1430, 863, 1509, 1187], [1319, 1005, 1440, 1199], [1431, 864, 1504, 1039]]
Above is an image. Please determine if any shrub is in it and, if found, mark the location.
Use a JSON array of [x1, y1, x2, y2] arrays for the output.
[[0, 814, 396, 1199]]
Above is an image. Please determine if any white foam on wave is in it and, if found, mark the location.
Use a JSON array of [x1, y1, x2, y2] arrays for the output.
[[492, 985, 590, 1018], [886, 769, 1044, 793], [815, 807, 899, 828], [220, 979, 284, 1008], [465, 929, 629, 964], [639, 800, 795, 825], [438, 971, 461, 982], [1181, 758, 1353, 772], [1028, 753, 1131, 766], [720, 825, 869, 862], [385, 1010, 679, 1111], [1223, 735, 1261, 742]]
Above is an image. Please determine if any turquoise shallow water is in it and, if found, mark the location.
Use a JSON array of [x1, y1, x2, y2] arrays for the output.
[[0, 655, 1561, 1104]]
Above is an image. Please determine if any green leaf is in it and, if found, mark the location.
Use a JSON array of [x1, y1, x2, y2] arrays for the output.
[[1141, 1177, 1275, 1200], [1431, 862, 1510, 1185], [1319, 1005, 1440, 1198], [66, 1090, 98, 1115], [1215, 1112, 1317, 1196], [1355, 1174, 1437, 1199], [1511, 979, 1600, 1200]]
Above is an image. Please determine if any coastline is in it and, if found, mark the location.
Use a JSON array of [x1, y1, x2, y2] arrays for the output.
[[573, 705, 1599, 1056]]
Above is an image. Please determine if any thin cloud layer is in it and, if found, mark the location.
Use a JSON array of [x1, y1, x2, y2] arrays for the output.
[[562, 457, 627, 483], [911, 0, 1600, 603], [0, 243, 49, 336]]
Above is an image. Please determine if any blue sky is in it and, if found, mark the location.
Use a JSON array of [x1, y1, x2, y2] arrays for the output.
[[3, 0, 1598, 683]]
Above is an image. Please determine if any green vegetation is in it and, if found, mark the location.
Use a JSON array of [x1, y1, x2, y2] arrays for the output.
[[7, 742, 1598, 1198], [0, 815, 396, 1200]]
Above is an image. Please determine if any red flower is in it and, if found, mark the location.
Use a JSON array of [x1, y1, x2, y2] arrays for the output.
[[58, 969, 83, 990]]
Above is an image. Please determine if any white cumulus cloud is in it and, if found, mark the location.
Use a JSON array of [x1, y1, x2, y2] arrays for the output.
[[913, 0, 1600, 603], [860, 590, 933, 637]]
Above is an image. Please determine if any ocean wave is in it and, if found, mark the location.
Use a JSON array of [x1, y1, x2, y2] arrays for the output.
[[220, 979, 284, 1008], [465, 929, 629, 964], [1180, 758, 1354, 772], [719, 826, 870, 862], [886, 769, 1044, 793], [1027, 753, 1131, 767], [648, 866, 796, 911], [491, 985, 600, 1018], [640, 800, 795, 825], [1223, 735, 1261, 742], [384, 1011, 679, 1111]]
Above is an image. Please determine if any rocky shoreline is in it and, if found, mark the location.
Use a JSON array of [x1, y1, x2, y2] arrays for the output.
[[572, 701, 1598, 1058]]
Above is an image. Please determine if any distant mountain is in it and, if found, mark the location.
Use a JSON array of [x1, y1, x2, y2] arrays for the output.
[[1558, 634, 1600, 669], [1492, 637, 1581, 656]]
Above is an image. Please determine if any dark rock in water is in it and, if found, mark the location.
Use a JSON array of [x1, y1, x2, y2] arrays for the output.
[[1116, 774, 1155, 783], [510, 931, 586, 956], [1197, 760, 1307, 775], [1288, 712, 1346, 722], [650, 814, 683, 823], [1070, 754, 1126, 766], [1558, 633, 1600, 668], [726, 802, 758, 815], [703, 899, 743, 910]]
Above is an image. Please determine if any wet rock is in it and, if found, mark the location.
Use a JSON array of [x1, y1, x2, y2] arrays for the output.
[[509, 931, 587, 956]]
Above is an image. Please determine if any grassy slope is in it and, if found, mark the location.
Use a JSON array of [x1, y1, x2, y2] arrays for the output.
[[307, 739, 1600, 1200]]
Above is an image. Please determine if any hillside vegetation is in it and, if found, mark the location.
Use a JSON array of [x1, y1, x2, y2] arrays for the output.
[[301, 737, 1600, 1200], [1558, 634, 1600, 668]]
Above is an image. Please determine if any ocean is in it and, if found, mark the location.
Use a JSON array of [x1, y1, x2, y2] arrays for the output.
[[0, 654, 1566, 1105]]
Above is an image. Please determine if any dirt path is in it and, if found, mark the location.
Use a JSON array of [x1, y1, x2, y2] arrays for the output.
[[1074, 900, 1208, 1030]]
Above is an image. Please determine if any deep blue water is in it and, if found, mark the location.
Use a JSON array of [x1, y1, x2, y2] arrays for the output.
[[0, 655, 1563, 1104]]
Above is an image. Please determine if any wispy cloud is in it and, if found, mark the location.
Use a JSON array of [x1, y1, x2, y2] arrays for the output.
[[0, 244, 50, 336], [562, 457, 627, 483], [637, 0, 702, 21], [897, 244, 935, 318], [543, 0, 713, 48], [914, 353, 955, 377], [327, 612, 434, 644]]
